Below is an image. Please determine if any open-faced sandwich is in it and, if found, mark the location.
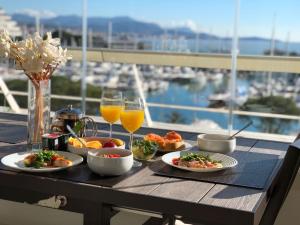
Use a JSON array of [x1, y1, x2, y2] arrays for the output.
[[144, 131, 185, 152], [24, 150, 72, 168], [172, 153, 223, 169]]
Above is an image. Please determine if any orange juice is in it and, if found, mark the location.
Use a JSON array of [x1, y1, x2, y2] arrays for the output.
[[120, 110, 144, 133], [100, 105, 123, 124]]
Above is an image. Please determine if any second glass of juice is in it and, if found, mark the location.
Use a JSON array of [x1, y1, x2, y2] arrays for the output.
[[120, 97, 144, 166]]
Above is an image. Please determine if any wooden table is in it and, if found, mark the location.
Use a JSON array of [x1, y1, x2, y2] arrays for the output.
[[0, 113, 291, 225]]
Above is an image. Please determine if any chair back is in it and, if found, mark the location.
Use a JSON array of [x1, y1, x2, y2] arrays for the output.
[[259, 138, 300, 225]]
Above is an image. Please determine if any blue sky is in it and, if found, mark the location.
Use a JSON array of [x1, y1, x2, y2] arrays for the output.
[[1, 0, 300, 41]]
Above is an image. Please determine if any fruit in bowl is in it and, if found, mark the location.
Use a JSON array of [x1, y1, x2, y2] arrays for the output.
[[68, 137, 125, 156], [132, 139, 158, 161], [103, 141, 117, 148], [86, 140, 103, 149]]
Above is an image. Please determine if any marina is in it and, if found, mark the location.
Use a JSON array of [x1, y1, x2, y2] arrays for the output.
[[1, 60, 300, 135]]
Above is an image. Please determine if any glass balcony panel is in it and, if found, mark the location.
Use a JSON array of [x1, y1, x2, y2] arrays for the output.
[[1, 0, 299, 139], [239, 0, 300, 57], [87, 0, 235, 54], [232, 70, 300, 136], [87, 0, 235, 133]]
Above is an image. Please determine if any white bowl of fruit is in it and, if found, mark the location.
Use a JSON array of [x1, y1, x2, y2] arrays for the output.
[[68, 136, 125, 157]]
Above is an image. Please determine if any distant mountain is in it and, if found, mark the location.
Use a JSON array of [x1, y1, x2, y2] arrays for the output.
[[42, 15, 82, 28], [12, 13, 164, 34], [10, 13, 283, 43], [239, 36, 273, 42], [223, 36, 283, 43], [11, 13, 218, 38], [11, 13, 36, 25]]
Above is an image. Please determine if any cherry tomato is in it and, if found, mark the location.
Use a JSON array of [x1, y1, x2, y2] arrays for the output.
[[102, 154, 121, 158], [206, 162, 214, 168], [172, 157, 179, 165], [51, 155, 60, 161]]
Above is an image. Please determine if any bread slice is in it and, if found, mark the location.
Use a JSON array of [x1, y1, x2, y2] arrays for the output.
[[163, 140, 185, 152]]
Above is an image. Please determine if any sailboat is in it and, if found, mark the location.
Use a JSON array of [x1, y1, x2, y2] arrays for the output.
[[208, 86, 248, 107]]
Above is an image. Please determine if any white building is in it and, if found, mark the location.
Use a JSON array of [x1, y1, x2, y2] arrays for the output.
[[0, 7, 22, 37]]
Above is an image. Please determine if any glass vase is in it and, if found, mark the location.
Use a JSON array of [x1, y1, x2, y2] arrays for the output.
[[27, 79, 51, 150]]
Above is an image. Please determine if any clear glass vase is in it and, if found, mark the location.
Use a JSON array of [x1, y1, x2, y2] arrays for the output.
[[27, 79, 51, 150]]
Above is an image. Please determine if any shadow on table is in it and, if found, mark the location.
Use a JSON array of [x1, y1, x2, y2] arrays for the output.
[[114, 178, 188, 190], [0, 143, 144, 188], [0, 123, 27, 144], [149, 150, 281, 190], [210, 184, 263, 200], [46, 162, 147, 187]]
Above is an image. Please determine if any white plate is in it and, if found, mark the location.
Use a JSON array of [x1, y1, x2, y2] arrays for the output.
[[158, 142, 193, 153], [162, 150, 238, 172], [1, 151, 84, 173]]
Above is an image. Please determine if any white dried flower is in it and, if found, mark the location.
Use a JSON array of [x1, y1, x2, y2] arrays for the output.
[[6, 31, 70, 75], [40, 32, 68, 66], [0, 30, 12, 58]]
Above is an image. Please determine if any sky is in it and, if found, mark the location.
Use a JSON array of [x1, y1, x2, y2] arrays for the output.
[[0, 0, 300, 41]]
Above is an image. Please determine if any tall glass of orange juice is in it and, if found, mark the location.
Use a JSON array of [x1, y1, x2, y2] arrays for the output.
[[120, 97, 144, 166], [100, 90, 123, 137]]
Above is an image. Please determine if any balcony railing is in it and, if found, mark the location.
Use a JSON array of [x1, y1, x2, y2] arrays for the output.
[[1, 90, 299, 121], [1, 48, 299, 142], [69, 48, 300, 73]]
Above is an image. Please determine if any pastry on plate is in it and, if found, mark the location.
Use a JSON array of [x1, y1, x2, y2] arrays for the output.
[[144, 131, 185, 152]]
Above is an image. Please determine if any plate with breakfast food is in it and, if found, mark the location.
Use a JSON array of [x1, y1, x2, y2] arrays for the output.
[[144, 131, 192, 153], [1, 150, 83, 172], [162, 150, 238, 172], [68, 136, 125, 156]]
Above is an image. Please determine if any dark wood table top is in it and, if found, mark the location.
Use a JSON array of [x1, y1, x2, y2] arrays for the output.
[[0, 113, 291, 225]]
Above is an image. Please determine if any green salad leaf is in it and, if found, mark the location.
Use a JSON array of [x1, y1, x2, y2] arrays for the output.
[[25, 150, 57, 168], [180, 153, 222, 163], [132, 139, 158, 155]]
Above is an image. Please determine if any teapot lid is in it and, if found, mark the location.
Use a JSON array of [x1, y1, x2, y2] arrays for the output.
[[55, 105, 82, 119]]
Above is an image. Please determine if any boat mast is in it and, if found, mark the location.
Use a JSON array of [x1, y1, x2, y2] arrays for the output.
[[195, 24, 200, 53], [285, 31, 290, 55], [108, 21, 112, 49], [88, 28, 93, 48], [35, 14, 40, 34]]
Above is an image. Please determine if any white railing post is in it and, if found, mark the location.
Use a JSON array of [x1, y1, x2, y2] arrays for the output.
[[81, 0, 88, 114], [132, 64, 153, 127], [0, 76, 20, 113], [228, 0, 240, 134]]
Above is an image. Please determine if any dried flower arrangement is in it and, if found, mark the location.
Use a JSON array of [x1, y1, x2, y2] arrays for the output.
[[0, 30, 70, 143]]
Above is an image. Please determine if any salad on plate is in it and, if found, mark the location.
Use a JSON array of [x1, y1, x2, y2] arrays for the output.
[[172, 152, 223, 169]]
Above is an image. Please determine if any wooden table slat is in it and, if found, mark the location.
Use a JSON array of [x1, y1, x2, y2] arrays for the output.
[[113, 162, 169, 194], [148, 178, 214, 202], [199, 184, 264, 212]]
